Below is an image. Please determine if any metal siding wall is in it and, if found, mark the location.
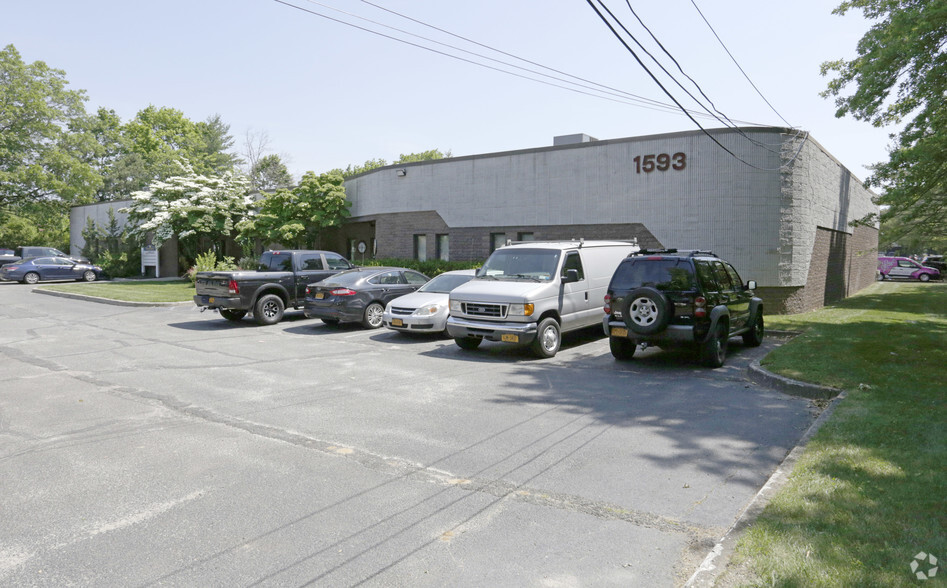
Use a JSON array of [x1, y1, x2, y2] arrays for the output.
[[306, 129, 876, 291], [69, 200, 134, 256], [345, 130, 788, 284]]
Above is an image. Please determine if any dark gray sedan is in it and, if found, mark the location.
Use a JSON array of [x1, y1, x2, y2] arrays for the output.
[[304, 266, 430, 328], [0, 257, 105, 284]]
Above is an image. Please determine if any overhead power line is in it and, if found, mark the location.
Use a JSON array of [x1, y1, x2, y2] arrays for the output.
[[689, 0, 795, 128], [271, 0, 766, 125], [614, 0, 789, 154], [584, 0, 807, 170]]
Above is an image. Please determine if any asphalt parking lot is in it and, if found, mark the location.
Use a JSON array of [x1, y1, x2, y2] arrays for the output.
[[0, 282, 819, 587]]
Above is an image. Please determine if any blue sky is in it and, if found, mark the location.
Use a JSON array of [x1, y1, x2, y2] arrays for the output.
[[4, 0, 891, 182]]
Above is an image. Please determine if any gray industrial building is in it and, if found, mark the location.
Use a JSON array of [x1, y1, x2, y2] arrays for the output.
[[71, 126, 879, 313]]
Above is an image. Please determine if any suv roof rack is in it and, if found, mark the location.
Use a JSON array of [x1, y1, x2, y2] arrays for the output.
[[632, 248, 717, 257]]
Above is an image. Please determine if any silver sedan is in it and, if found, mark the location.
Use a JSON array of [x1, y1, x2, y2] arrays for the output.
[[383, 269, 476, 335]]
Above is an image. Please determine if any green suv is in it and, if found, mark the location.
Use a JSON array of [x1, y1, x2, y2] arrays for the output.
[[602, 249, 764, 367]]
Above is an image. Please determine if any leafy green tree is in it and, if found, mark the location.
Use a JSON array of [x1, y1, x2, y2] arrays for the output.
[[121, 163, 252, 262], [0, 44, 100, 213], [239, 170, 350, 249], [396, 148, 451, 163], [339, 157, 388, 179], [122, 105, 199, 183], [250, 154, 294, 191], [122, 107, 240, 182], [69, 107, 152, 201], [0, 201, 71, 249], [338, 149, 451, 178], [0, 214, 41, 246], [196, 114, 241, 175], [821, 0, 947, 240]]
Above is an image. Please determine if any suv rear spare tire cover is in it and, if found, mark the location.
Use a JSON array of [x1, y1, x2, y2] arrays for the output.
[[622, 287, 671, 335]]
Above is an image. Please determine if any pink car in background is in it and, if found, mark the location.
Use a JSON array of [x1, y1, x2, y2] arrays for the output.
[[877, 256, 941, 282]]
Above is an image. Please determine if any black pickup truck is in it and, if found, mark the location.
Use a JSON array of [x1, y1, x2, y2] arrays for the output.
[[193, 250, 355, 325]]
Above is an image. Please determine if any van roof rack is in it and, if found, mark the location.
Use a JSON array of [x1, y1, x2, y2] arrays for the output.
[[505, 238, 639, 248]]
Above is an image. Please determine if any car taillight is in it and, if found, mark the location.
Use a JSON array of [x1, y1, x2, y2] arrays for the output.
[[331, 288, 356, 296], [228, 279, 239, 295], [603, 293, 612, 314], [694, 296, 707, 318]]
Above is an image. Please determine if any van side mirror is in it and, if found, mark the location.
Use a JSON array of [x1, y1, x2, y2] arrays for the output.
[[746, 280, 757, 291], [563, 269, 580, 284]]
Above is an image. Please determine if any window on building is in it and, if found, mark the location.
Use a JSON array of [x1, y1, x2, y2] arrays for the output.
[[348, 239, 357, 260], [436, 234, 449, 261], [517, 232, 534, 242], [490, 232, 506, 253], [414, 234, 427, 261]]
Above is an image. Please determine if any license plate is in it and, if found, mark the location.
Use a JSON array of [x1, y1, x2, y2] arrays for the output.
[[611, 327, 628, 337], [392, 318, 403, 327], [501, 334, 519, 343], [316, 292, 325, 299]]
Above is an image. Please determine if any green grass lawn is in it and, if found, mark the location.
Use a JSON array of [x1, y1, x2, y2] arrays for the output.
[[723, 281, 946, 586], [37, 279, 195, 302]]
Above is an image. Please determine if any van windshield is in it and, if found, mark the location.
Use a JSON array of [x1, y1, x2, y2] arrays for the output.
[[477, 248, 560, 281]]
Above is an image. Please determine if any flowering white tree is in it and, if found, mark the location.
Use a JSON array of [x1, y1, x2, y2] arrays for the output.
[[121, 162, 252, 262]]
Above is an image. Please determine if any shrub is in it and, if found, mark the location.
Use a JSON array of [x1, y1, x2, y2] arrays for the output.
[[186, 250, 239, 286], [97, 249, 143, 278], [238, 256, 257, 271], [81, 209, 142, 278]]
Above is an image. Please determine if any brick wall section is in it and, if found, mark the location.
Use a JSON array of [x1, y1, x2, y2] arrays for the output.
[[761, 224, 879, 314], [848, 224, 880, 295], [346, 213, 662, 262], [753, 286, 804, 315]]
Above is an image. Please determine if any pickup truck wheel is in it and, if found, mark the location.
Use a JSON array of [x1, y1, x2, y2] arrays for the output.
[[219, 309, 247, 322], [81, 270, 97, 282], [742, 313, 764, 347], [609, 336, 636, 360], [530, 318, 561, 358], [362, 302, 384, 329], [700, 321, 729, 368], [254, 294, 284, 325], [23, 272, 40, 285], [455, 336, 481, 350]]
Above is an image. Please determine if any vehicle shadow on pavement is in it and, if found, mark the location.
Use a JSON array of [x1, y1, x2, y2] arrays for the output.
[[480, 345, 813, 491], [283, 320, 371, 336], [413, 325, 608, 361], [168, 311, 312, 331]]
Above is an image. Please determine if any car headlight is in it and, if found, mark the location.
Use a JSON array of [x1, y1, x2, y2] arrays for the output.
[[508, 303, 534, 316], [412, 304, 444, 317], [449, 300, 462, 312]]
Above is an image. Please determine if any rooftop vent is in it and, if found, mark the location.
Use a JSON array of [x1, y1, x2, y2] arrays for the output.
[[554, 133, 598, 146]]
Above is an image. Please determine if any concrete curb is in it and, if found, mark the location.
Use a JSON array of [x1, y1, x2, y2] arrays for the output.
[[747, 360, 842, 399], [34, 287, 192, 307], [684, 362, 846, 587]]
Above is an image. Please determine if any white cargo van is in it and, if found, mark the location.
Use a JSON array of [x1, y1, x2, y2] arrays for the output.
[[446, 239, 639, 358]]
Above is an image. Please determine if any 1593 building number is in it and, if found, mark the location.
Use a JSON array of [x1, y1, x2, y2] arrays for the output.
[[633, 152, 686, 173]]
